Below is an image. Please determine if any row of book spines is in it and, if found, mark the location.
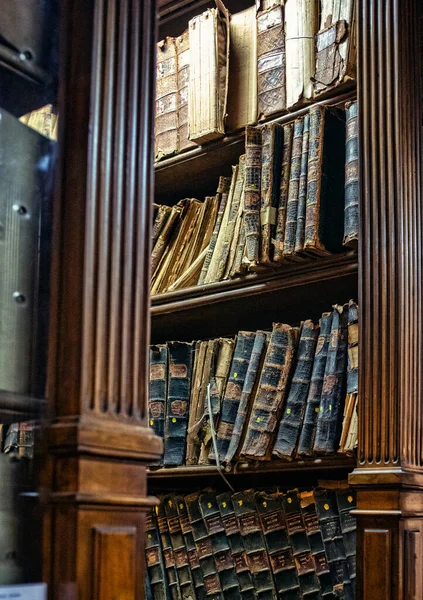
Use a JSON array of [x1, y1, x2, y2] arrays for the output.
[[145, 486, 356, 600]]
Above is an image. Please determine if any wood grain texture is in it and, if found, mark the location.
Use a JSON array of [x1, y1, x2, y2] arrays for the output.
[[363, 529, 392, 599], [404, 529, 422, 600], [93, 526, 137, 600]]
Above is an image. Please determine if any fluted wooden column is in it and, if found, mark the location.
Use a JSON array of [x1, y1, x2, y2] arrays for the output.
[[43, 0, 162, 598], [350, 0, 423, 597]]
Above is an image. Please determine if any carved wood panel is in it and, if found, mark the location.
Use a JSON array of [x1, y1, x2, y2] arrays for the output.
[[93, 526, 137, 600]]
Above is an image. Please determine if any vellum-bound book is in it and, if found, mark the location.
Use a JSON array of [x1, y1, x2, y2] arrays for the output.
[[155, 37, 178, 159], [285, 0, 317, 108], [188, 0, 230, 144]]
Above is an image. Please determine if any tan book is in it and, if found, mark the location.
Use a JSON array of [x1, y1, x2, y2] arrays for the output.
[[151, 204, 182, 280], [184, 196, 219, 273], [188, 0, 230, 144], [343, 396, 358, 452], [186, 341, 208, 465], [19, 104, 58, 140], [285, 0, 316, 107], [226, 7, 258, 131], [155, 37, 178, 160], [338, 392, 357, 453], [225, 158, 246, 278], [175, 30, 196, 152], [152, 205, 172, 246], [168, 247, 208, 291]]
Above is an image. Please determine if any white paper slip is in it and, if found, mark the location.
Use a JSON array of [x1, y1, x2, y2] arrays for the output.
[[0, 583, 47, 600]]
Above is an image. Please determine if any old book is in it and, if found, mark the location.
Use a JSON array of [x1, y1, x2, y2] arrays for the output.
[[168, 246, 208, 291], [199, 176, 232, 285], [3, 423, 19, 454], [185, 492, 224, 599], [282, 118, 304, 258], [184, 196, 219, 273], [216, 492, 255, 599], [232, 490, 277, 599], [175, 30, 196, 153], [145, 509, 169, 600], [335, 488, 356, 594], [149, 345, 168, 465], [155, 37, 178, 160], [294, 113, 311, 254], [164, 495, 197, 600], [176, 497, 207, 600], [153, 205, 172, 246], [273, 320, 318, 460], [343, 102, 359, 249], [19, 104, 58, 140], [273, 123, 294, 262], [188, 1, 230, 144], [17, 421, 34, 459], [199, 491, 241, 599], [260, 123, 283, 264], [151, 203, 182, 282], [285, 0, 316, 107], [186, 341, 208, 465], [297, 312, 333, 456], [313, 0, 356, 94], [157, 501, 182, 600], [229, 216, 247, 277], [224, 331, 269, 465], [227, 7, 258, 131], [256, 0, 286, 119], [314, 304, 348, 455], [244, 126, 262, 266], [304, 106, 346, 256], [339, 300, 358, 454], [163, 342, 194, 466], [342, 395, 358, 454], [241, 323, 299, 461], [225, 160, 246, 278], [211, 331, 257, 463], [255, 491, 300, 598]]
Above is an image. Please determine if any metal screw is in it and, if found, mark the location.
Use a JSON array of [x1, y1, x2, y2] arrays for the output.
[[13, 204, 27, 215], [13, 292, 26, 304]]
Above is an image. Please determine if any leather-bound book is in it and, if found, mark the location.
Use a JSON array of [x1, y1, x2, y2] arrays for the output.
[[164, 496, 197, 600], [273, 123, 294, 262], [185, 492, 224, 599], [177, 497, 207, 600], [199, 491, 241, 599], [20, 104, 58, 140], [343, 102, 359, 249], [260, 123, 283, 264], [297, 312, 332, 456], [146, 509, 169, 600], [149, 344, 168, 465], [283, 118, 304, 258], [244, 126, 262, 266], [232, 489, 277, 599], [335, 488, 356, 593], [186, 341, 208, 466], [304, 106, 346, 256], [211, 331, 257, 463], [241, 323, 299, 461], [257, 0, 286, 119], [273, 320, 318, 460], [153, 205, 172, 247], [151, 204, 183, 283], [285, 0, 316, 107], [188, 1, 230, 144], [225, 159, 247, 278], [199, 176, 232, 285], [313, 305, 348, 455], [224, 331, 269, 466], [157, 501, 182, 600], [255, 491, 300, 598], [229, 218, 247, 277], [294, 114, 311, 254], [176, 30, 196, 153], [227, 7, 258, 131], [339, 300, 358, 453], [299, 491, 333, 598], [216, 492, 255, 599], [164, 342, 194, 466], [155, 37, 178, 160]]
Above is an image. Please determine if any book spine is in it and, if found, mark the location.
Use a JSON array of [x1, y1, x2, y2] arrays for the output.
[[339, 300, 359, 453], [273, 123, 294, 262], [151, 206, 181, 276], [164, 342, 194, 466], [255, 492, 300, 598], [149, 345, 168, 465], [244, 126, 262, 265], [285, 0, 316, 107], [186, 341, 208, 466], [155, 37, 178, 159], [295, 114, 311, 253], [212, 331, 257, 462], [177, 498, 206, 600], [260, 123, 283, 264], [313, 305, 349, 454], [256, 2, 286, 118], [304, 106, 325, 253], [273, 320, 318, 460], [199, 491, 241, 599], [283, 118, 304, 257], [146, 509, 169, 600], [336, 489, 357, 594], [297, 312, 333, 456], [216, 492, 255, 599], [230, 217, 247, 276], [153, 206, 171, 246], [185, 493, 224, 600], [241, 324, 299, 460], [224, 331, 269, 465], [157, 501, 183, 600], [343, 102, 359, 248], [176, 30, 196, 153], [232, 490, 277, 599]]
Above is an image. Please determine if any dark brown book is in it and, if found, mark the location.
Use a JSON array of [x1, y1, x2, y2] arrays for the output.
[[260, 123, 283, 264], [243, 126, 262, 266], [273, 123, 293, 262]]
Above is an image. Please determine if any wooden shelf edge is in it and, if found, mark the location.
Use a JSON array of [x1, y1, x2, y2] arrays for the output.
[[151, 253, 358, 316], [147, 455, 357, 478]]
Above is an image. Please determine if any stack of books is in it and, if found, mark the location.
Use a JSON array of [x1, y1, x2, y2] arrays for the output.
[[145, 483, 357, 600], [151, 102, 359, 294], [148, 300, 358, 468], [154, 0, 356, 159]]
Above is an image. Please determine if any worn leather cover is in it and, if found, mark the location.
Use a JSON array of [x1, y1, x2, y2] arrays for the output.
[[163, 342, 194, 466], [155, 37, 178, 159], [343, 102, 359, 248], [294, 115, 311, 254], [335, 488, 356, 592], [273, 123, 294, 262], [216, 492, 255, 598], [232, 490, 277, 598], [225, 157, 246, 278], [176, 497, 206, 600], [149, 344, 168, 465], [241, 323, 299, 461], [297, 312, 332, 456], [273, 320, 318, 460], [151, 203, 182, 287], [257, 1, 286, 119], [339, 300, 358, 453], [153, 205, 172, 247], [157, 501, 182, 600], [145, 509, 169, 600], [283, 118, 304, 258], [260, 123, 283, 264], [243, 126, 262, 266], [175, 30, 196, 153], [186, 341, 207, 465]]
